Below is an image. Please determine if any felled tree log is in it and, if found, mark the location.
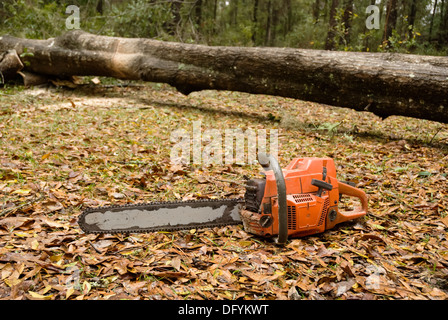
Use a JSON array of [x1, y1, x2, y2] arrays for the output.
[[1, 30, 447, 123], [0, 49, 23, 80]]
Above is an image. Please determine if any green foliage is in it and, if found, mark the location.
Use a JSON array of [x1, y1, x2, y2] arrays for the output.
[[0, 0, 446, 55], [105, 0, 173, 39], [1, 0, 64, 38], [379, 27, 420, 53], [19, 48, 34, 67]]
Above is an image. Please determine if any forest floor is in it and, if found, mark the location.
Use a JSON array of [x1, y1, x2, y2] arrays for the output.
[[0, 81, 447, 300]]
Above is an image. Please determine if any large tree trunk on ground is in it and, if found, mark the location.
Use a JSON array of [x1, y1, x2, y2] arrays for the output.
[[0, 49, 23, 79], [1, 30, 448, 123]]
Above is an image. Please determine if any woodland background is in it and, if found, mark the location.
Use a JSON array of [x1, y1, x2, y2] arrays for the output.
[[0, 0, 447, 55]]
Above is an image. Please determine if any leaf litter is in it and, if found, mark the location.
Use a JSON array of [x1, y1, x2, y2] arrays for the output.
[[0, 82, 447, 300]]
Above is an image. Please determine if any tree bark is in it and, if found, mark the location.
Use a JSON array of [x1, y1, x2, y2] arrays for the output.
[[252, 0, 259, 43], [1, 30, 448, 123], [96, 0, 104, 15], [231, 0, 238, 26], [429, 0, 438, 41], [264, 0, 272, 46], [312, 0, 321, 22], [166, 0, 182, 36], [195, 0, 203, 27], [443, 0, 448, 44], [325, 0, 339, 50], [283, 0, 292, 36], [383, 0, 398, 47], [341, 0, 353, 46], [0, 49, 23, 80], [408, 0, 417, 36]]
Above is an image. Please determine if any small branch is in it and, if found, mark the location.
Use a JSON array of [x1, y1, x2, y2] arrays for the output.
[[0, 195, 45, 218], [429, 126, 444, 144], [214, 178, 255, 189], [88, 240, 104, 254]]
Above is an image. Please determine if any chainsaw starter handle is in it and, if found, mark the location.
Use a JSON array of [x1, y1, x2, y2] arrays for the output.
[[258, 153, 288, 246]]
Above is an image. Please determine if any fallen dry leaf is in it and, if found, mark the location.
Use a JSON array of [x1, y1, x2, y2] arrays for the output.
[[28, 291, 54, 300], [441, 216, 448, 228], [0, 83, 446, 301]]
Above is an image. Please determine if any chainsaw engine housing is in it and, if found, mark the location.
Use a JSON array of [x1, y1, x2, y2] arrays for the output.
[[242, 157, 367, 238]]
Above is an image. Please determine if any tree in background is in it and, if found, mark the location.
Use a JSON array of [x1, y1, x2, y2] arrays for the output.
[[325, 0, 339, 50], [439, 0, 448, 46], [383, 0, 398, 48], [0, 0, 446, 55]]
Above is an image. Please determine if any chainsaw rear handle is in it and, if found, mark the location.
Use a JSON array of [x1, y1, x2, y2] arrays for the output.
[[258, 153, 288, 246], [338, 181, 368, 219]]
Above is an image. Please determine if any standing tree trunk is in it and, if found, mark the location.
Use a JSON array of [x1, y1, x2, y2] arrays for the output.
[[325, 0, 339, 50], [443, 0, 448, 44], [1, 31, 448, 123], [312, 0, 321, 22], [213, 0, 218, 35], [408, 0, 418, 37], [96, 0, 104, 15], [271, 3, 279, 46], [383, 0, 398, 47], [231, 0, 239, 26], [429, 0, 438, 41], [252, 0, 259, 43], [439, 0, 445, 45], [283, 0, 292, 37], [265, 0, 272, 46], [195, 0, 203, 27], [166, 0, 182, 36], [341, 0, 353, 47]]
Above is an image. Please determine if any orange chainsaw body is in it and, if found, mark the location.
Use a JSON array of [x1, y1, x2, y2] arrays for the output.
[[242, 157, 368, 239]]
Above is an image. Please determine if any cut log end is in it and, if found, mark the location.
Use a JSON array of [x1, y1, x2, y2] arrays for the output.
[[0, 49, 24, 80], [18, 71, 50, 87]]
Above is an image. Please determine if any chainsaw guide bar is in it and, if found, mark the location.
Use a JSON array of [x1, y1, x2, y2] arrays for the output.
[[78, 199, 244, 235]]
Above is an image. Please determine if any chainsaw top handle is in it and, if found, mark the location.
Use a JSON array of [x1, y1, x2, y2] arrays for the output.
[[257, 153, 288, 246]]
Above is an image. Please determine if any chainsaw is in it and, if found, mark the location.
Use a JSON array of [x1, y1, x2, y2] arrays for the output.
[[78, 153, 368, 245]]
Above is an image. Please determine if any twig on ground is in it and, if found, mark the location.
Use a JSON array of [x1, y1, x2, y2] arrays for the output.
[[0, 194, 45, 218]]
